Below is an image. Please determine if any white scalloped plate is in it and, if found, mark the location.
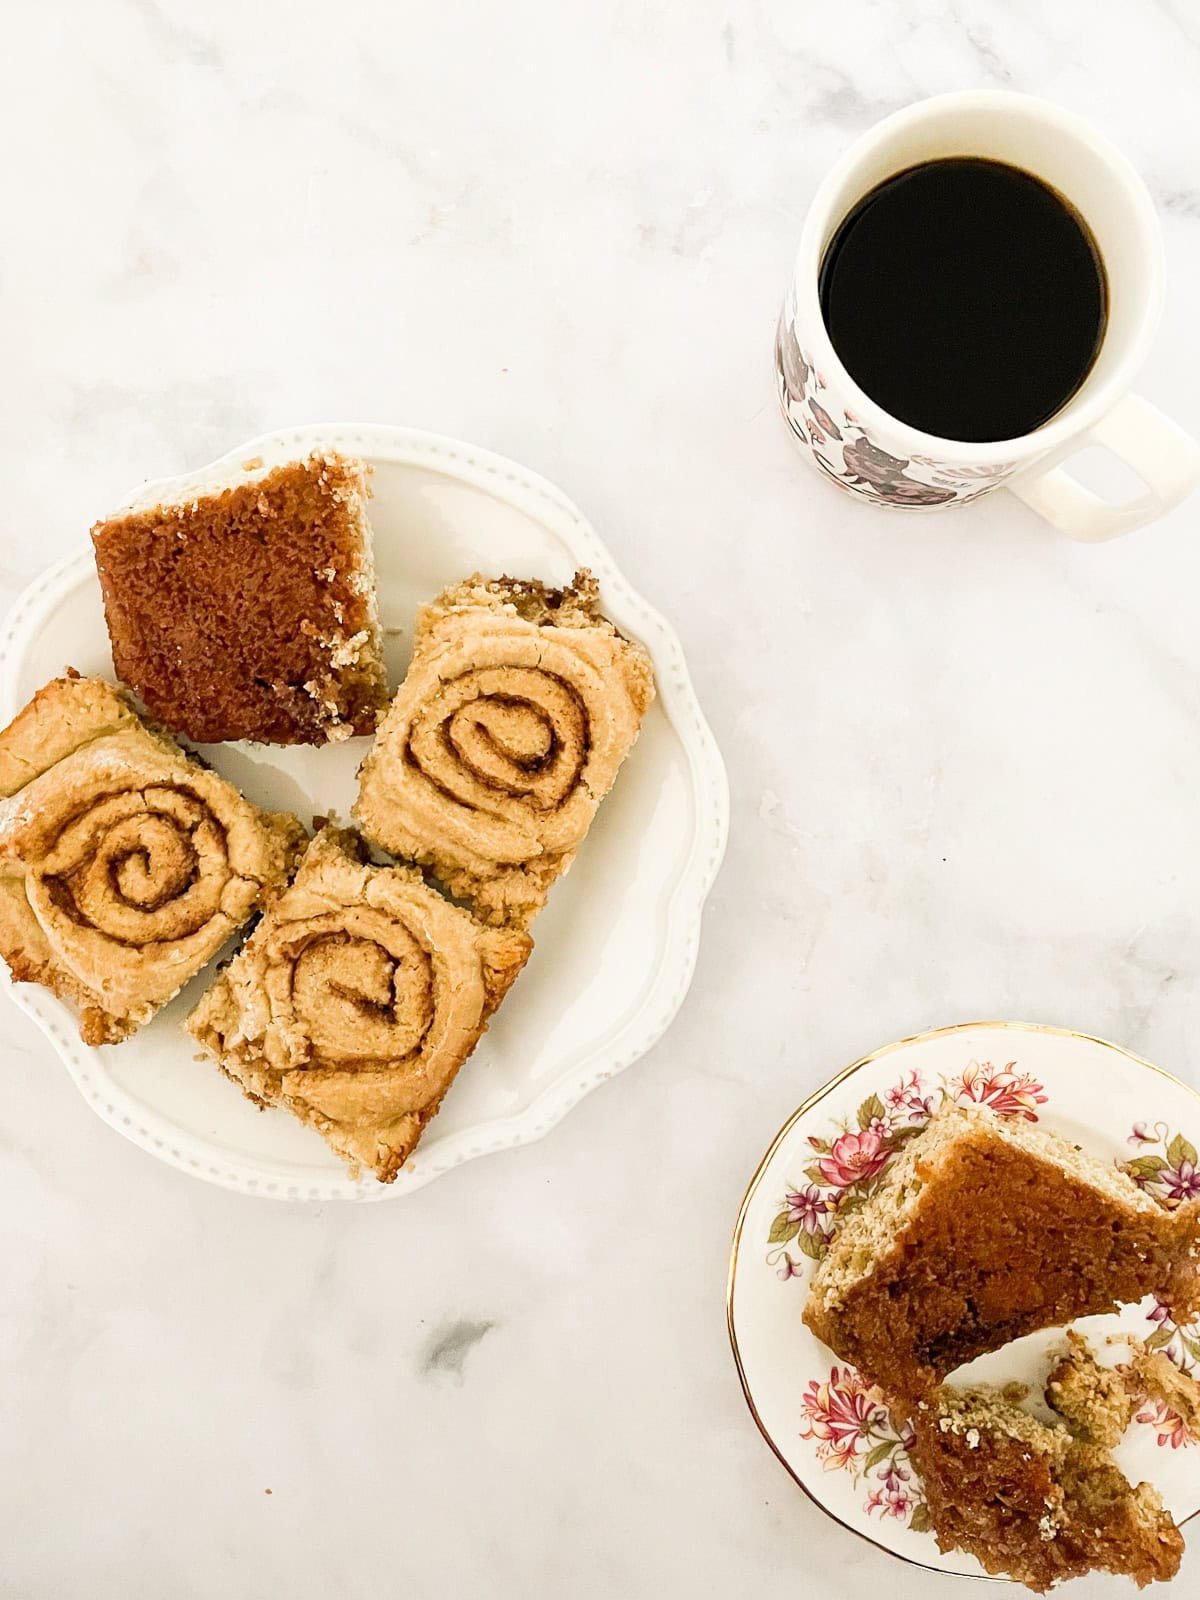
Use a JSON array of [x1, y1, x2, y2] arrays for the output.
[[728, 1022, 1200, 1579], [0, 424, 728, 1200]]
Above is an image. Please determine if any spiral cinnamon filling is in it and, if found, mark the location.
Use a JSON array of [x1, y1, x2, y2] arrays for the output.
[[34, 786, 231, 947], [187, 827, 532, 1183], [0, 676, 305, 1044], [411, 670, 589, 814], [270, 911, 436, 1067], [354, 572, 655, 929]]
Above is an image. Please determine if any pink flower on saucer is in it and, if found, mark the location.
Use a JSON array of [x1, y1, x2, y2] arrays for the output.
[[818, 1128, 890, 1189], [866, 1462, 916, 1519], [1161, 1159, 1200, 1204], [784, 1185, 830, 1233], [952, 1060, 1047, 1121], [799, 1366, 885, 1470], [1136, 1398, 1195, 1450], [886, 1069, 935, 1122]]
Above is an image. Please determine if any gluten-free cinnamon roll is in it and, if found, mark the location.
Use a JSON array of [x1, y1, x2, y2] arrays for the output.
[[353, 571, 655, 929], [187, 827, 532, 1182], [0, 675, 305, 1044]]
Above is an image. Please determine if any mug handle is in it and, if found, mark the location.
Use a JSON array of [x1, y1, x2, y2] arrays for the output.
[[1008, 395, 1200, 542]]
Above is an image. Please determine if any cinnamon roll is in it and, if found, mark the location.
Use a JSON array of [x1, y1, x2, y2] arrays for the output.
[[187, 826, 531, 1182], [354, 571, 655, 928], [0, 675, 306, 1044]]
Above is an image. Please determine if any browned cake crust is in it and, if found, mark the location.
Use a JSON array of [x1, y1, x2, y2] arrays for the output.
[[909, 1384, 1183, 1591], [92, 452, 388, 745], [804, 1107, 1200, 1405], [354, 570, 655, 930], [0, 674, 306, 1043], [187, 827, 532, 1182]]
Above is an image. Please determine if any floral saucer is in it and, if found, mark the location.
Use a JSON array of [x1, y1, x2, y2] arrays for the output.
[[727, 1022, 1200, 1579]]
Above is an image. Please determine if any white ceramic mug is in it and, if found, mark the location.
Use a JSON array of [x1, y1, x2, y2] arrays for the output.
[[776, 91, 1200, 539]]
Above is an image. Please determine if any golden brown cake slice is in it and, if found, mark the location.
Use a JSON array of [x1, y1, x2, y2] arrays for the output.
[[804, 1103, 1200, 1403], [187, 827, 532, 1182], [92, 451, 388, 744], [0, 675, 305, 1044], [908, 1382, 1183, 1591], [353, 571, 655, 929]]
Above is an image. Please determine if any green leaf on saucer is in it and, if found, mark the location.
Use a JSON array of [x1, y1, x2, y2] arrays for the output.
[[795, 1229, 828, 1261], [889, 1124, 924, 1149], [1126, 1155, 1168, 1180], [857, 1094, 887, 1129], [1167, 1132, 1198, 1170], [863, 1439, 894, 1472], [769, 1212, 799, 1245]]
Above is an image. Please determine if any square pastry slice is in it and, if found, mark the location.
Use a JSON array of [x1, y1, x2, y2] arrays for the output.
[[354, 571, 655, 929], [804, 1102, 1200, 1404], [92, 451, 389, 744], [0, 675, 306, 1045], [187, 827, 532, 1183], [908, 1381, 1183, 1591]]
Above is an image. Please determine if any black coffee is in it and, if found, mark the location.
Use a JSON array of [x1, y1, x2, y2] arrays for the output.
[[818, 157, 1107, 443]]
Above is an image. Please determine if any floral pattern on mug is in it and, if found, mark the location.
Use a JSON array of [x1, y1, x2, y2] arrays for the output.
[[775, 310, 1018, 508]]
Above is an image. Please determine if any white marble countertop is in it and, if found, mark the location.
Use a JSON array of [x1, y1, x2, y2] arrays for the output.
[[3, 3, 1200, 1596]]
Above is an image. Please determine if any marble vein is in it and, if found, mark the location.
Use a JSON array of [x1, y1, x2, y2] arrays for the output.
[[1, 2, 1200, 1597]]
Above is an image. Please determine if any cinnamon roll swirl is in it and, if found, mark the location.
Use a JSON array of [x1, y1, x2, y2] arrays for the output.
[[187, 827, 531, 1182], [0, 676, 305, 1044], [354, 571, 655, 928]]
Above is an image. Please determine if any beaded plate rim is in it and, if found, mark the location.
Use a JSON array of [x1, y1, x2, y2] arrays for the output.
[[0, 423, 729, 1201]]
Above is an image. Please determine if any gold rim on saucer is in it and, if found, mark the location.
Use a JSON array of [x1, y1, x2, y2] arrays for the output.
[[726, 1020, 1200, 1578]]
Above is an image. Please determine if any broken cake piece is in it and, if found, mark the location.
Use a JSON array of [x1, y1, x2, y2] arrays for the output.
[[1045, 1327, 1200, 1448], [354, 570, 655, 930], [909, 1380, 1184, 1591], [91, 451, 388, 744], [804, 1102, 1200, 1404], [1044, 1329, 1140, 1447], [0, 674, 305, 1044], [186, 826, 532, 1183]]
